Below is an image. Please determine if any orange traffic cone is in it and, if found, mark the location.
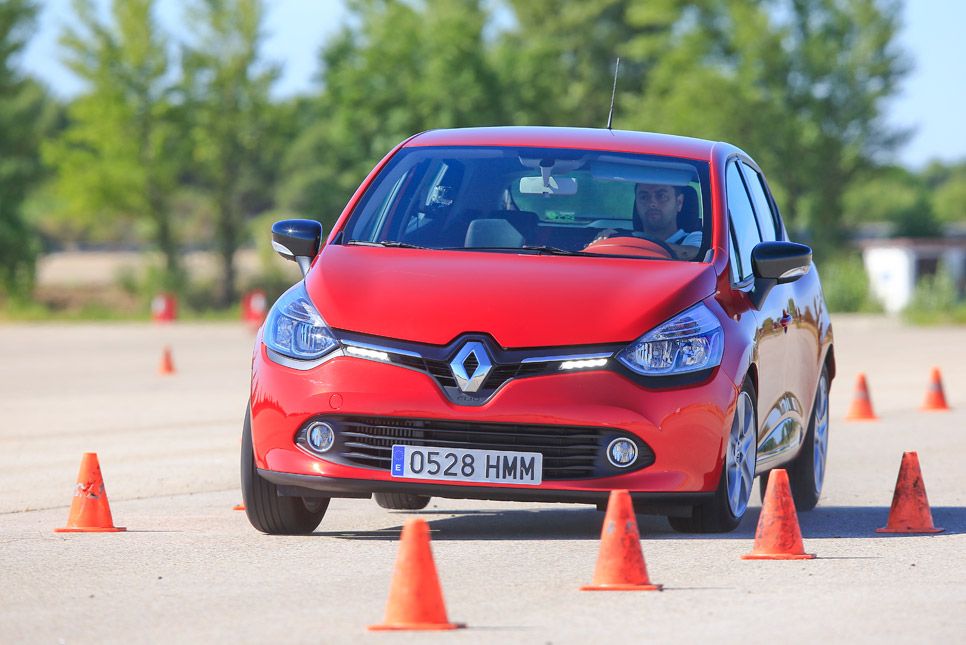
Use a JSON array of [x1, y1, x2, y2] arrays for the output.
[[876, 452, 943, 533], [921, 367, 950, 411], [742, 469, 814, 560], [845, 373, 878, 421], [581, 489, 662, 591], [55, 453, 125, 533], [232, 504, 246, 511], [158, 346, 175, 375], [368, 518, 464, 631]]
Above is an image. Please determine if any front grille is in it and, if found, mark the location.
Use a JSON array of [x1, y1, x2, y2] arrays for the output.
[[335, 330, 623, 406], [424, 358, 458, 388], [418, 357, 549, 394], [325, 416, 655, 480]]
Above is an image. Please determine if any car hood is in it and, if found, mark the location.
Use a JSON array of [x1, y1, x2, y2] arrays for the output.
[[305, 245, 717, 348]]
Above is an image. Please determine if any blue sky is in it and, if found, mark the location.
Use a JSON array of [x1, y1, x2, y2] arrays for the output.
[[18, 0, 966, 169]]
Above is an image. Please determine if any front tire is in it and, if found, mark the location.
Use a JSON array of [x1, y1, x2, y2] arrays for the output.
[[788, 366, 830, 510], [241, 408, 329, 534], [758, 367, 830, 510], [668, 376, 757, 534], [374, 492, 431, 510]]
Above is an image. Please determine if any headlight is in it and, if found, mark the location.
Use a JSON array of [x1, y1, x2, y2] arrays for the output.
[[263, 282, 339, 361], [617, 303, 724, 376]]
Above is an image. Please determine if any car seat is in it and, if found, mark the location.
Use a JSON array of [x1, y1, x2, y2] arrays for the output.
[[488, 209, 539, 243], [465, 219, 525, 248], [678, 186, 701, 233]]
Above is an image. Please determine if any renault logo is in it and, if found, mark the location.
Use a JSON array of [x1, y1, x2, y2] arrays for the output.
[[450, 341, 492, 393]]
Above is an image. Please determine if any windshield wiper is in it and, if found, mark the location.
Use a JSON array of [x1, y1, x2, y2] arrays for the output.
[[345, 240, 428, 249], [347, 241, 589, 256], [444, 245, 584, 256], [519, 245, 583, 255]]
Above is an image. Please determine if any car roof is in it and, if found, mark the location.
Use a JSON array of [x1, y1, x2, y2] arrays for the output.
[[406, 126, 721, 161]]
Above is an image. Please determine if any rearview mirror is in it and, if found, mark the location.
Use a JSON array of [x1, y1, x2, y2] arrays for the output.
[[272, 219, 324, 276], [519, 176, 578, 195]]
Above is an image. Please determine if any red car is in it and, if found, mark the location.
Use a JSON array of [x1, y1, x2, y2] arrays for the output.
[[242, 127, 834, 534]]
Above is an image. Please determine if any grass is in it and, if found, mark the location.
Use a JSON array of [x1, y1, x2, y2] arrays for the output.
[[0, 293, 244, 323], [818, 253, 884, 314], [902, 269, 966, 325], [0, 299, 140, 322], [903, 306, 966, 325], [0, 304, 244, 323]]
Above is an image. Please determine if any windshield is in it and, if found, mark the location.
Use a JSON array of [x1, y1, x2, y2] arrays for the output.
[[340, 146, 712, 262]]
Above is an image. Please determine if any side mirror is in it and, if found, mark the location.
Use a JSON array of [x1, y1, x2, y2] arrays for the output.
[[749, 241, 812, 308], [272, 219, 323, 276]]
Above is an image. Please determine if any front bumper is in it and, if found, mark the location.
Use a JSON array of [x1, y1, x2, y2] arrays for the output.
[[250, 342, 740, 496], [260, 469, 715, 515]]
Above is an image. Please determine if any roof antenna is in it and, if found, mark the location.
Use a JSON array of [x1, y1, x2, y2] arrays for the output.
[[606, 57, 621, 131]]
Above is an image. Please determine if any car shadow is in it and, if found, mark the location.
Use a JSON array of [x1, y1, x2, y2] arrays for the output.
[[657, 505, 965, 540], [798, 505, 965, 539], [317, 507, 604, 540], [314, 505, 965, 541]]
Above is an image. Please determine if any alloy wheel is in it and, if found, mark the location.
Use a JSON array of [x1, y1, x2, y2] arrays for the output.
[[725, 391, 756, 518], [812, 372, 830, 495]]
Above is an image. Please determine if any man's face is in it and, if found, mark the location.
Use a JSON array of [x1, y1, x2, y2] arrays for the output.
[[635, 184, 682, 234]]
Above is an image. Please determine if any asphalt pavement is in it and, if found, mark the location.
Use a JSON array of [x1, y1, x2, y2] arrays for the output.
[[0, 316, 963, 644]]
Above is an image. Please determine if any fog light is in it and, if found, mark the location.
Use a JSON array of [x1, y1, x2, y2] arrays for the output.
[[607, 438, 638, 468], [306, 422, 335, 453]]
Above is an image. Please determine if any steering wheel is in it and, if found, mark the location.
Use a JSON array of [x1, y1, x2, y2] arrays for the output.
[[585, 230, 678, 260]]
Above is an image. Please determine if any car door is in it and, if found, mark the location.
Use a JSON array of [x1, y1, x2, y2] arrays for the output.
[[735, 160, 805, 467], [725, 160, 793, 469], [741, 161, 821, 430]]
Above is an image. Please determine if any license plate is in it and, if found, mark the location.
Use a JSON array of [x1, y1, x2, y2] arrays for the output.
[[390, 445, 543, 485]]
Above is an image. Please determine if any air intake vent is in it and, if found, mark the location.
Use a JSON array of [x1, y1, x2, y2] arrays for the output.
[[316, 416, 655, 480]]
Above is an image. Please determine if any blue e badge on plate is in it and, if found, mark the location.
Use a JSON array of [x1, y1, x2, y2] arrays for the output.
[[391, 445, 405, 476]]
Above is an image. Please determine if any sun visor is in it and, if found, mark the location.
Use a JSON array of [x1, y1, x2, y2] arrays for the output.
[[592, 159, 699, 186]]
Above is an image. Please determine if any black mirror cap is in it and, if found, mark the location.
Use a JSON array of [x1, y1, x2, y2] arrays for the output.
[[271, 219, 324, 261], [752, 241, 812, 284]]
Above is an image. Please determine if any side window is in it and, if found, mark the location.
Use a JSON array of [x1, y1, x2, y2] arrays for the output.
[[740, 161, 778, 242], [389, 159, 455, 240], [348, 158, 427, 242], [726, 161, 761, 282], [352, 172, 407, 242]]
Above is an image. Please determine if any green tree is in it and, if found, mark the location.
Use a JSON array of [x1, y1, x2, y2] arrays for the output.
[[182, 0, 278, 306], [44, 0, 185, 287], [278, 0, 502, 228], [925, 161, 966, 225], [0, 0, 51, 297], [627, 1, 796, 194], [496, 0, 707, 128], [779, 0, 910, 251], [843, 166, 939, 237], [501, 0, 909, 255]]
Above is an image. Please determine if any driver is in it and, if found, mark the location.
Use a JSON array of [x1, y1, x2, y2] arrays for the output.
[[631, 183, 702, 260]]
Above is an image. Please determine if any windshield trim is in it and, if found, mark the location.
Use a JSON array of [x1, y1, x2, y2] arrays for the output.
[[338, 145, 712, 263]]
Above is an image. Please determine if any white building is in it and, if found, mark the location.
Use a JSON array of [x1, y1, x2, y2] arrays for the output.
[[860, 238, 966, 313]]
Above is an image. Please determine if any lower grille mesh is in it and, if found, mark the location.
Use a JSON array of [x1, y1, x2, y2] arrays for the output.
[[330, 416, 654, 480]]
